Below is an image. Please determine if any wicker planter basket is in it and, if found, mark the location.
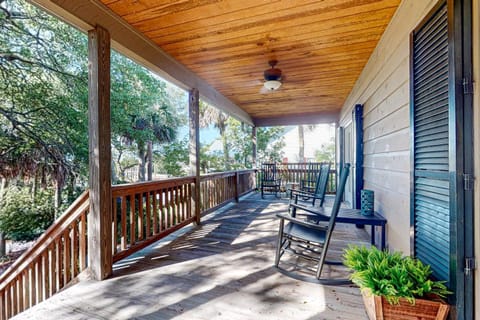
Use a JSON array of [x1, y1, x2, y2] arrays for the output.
[[362, 290, 450, 320]]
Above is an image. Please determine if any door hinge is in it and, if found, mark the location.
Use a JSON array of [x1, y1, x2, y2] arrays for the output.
[[463, 77, 474, 95], [463, 173, 474, 191], [465, 257, 476, 276]]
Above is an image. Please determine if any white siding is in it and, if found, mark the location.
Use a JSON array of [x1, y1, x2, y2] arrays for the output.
[[339, 0, 438, 254]]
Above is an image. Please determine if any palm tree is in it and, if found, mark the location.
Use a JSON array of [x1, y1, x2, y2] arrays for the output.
[[297, 125, 316, 162], [199, 101, 230, 170]]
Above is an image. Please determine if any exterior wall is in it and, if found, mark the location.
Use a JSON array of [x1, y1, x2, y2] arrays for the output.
[[338, 0, 438, 254], [473, 0, 479, 315]]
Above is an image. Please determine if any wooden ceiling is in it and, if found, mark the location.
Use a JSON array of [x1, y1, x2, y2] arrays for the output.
[[99, 0, 401, 125]]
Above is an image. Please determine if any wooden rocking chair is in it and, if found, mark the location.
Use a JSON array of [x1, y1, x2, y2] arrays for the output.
[[275, 163, 350, 282]]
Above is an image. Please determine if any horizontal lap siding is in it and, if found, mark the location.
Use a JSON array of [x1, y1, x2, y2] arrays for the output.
[[339, 0, 438, 254]]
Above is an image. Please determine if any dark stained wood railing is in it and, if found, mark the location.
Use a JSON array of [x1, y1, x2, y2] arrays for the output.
[[0, 191, 90, 320], [111, 177, 196, 262], [275, 162, 336, 194], [199, 169, 256, 214], [0, 169, 257, 319]]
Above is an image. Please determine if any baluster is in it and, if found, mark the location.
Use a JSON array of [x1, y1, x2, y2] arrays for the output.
[[35, 258, 43, 304], [81, 212, 87, 271], [55, 238, 62, 296], [5, 285, 11, 319], [63, 230, 71, 286], [152, 190, 158, 235], [120, 196, 127, 250], [17, 273, 23, 314], [42, 251, 49, 300], [159, 190, 165, 231], [112, 197, 117, 254], [169, 187, 175, 226], [138, 192, 144, 240], [175, 186, 181, 224], [146, 190, 151, 238], [130, 194, 136, 246], [49, 243, 57, 296], [11, 278, 17, 316]]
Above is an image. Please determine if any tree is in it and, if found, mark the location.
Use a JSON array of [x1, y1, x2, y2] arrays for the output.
[[297, 125, 316, 162], [199, 101, 230, 170], [256, 127, 285, 163], [0, 0, 89, 214], [314, 137, 335, 163], [110, 53, 182, 181], [158, 138, 189, 177], [224, 118, 252, 169]]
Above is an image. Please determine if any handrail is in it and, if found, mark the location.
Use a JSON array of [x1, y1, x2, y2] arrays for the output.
[[111, 177, 196, 262], [0, 191, 90, 319], [0, 191, 89, 288], [0, 169, 257, 319]]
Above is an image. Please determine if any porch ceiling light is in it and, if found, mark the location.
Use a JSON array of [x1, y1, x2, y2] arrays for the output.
[[263, 60, 282, 91], [264, 80, 282, 91]]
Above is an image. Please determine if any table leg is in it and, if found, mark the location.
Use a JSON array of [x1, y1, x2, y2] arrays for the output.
[[381, 225, 386, 250], [371, 225, 375, 247]]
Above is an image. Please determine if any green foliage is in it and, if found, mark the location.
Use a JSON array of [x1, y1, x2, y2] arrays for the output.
[[343, 245, 451, 305], [314, 137, 335, 163], [0, 187, 55, 241], [256, 127, 285, 163], [159, 138, 189, 177]]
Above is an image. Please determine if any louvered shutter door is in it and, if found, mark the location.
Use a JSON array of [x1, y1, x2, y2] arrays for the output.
[[412, 3, 450, 282]]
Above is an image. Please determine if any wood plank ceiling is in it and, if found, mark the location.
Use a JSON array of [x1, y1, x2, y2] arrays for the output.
[[100, 0, 401, 125]]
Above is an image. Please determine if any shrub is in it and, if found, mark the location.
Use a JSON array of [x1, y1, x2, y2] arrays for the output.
[[343, 245, 450, 304], [0, 187, 55, 241]]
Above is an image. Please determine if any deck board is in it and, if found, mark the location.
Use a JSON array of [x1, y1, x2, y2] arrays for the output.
[[12, 194, 369, 320]]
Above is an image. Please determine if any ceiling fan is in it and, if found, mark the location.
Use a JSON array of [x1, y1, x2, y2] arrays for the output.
[[263, 60, 282, 91]]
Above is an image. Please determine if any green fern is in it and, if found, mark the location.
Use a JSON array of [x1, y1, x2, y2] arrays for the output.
[[343, 245, 451, 305]]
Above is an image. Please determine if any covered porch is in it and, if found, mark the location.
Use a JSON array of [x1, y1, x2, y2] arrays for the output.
[[0, 0, 477, 319], [10, 193, 370, 320]]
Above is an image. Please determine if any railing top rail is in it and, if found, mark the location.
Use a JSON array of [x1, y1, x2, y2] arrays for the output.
[[199, 169, 255, 181], [112, 176, 196, 194], [0, 190, 90, 289]]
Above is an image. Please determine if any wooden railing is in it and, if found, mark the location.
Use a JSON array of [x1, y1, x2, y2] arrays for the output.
[[0, 191, 90, 320], [111, 177, 196, 262], [275, 162, 337, 194], [199, 169, 256, 214], [0, 169, 257, 319]]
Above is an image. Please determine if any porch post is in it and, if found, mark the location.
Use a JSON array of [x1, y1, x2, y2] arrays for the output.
[[87, 25, 112, 280], [252, 126, 257, 190], [252, 126, 257, 167], [189, 88, 201, 225]]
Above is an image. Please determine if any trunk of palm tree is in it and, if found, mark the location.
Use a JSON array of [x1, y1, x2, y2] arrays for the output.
[[146, 140, 153, 181], [298, 125, 305, 162], [137, 142, 146, 182]]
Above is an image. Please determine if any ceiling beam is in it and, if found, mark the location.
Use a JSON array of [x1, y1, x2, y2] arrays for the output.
[[253, 111, 339, 127], [29, 0, 253, 126]]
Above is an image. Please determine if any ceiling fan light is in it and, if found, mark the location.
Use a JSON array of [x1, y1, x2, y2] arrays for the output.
[[264, 80, 282, 91]]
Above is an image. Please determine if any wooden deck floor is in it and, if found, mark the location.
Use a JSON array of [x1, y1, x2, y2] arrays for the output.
[[13, 193, 370, 320]]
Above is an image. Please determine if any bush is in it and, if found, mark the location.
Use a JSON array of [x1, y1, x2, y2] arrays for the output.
[[343, 245, 450, 304], [0, 187, 55, 241]]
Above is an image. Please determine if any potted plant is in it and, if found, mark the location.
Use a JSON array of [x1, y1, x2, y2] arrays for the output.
[[343, 245, 451, 320]]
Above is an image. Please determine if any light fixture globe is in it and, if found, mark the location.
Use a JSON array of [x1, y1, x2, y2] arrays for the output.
[[264, 80, 282, 91], [263, 60, 282, 91]]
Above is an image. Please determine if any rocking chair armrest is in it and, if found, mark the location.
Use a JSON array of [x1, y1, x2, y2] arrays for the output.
[[289, 203, 328, 217], [290, 189, 321, 199], [276, 213, 328, 231]]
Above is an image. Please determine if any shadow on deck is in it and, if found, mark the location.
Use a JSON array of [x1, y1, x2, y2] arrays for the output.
[[13, 193, 369, 320]]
